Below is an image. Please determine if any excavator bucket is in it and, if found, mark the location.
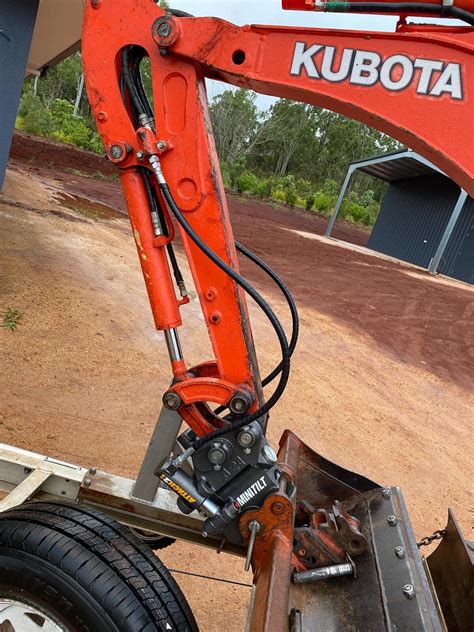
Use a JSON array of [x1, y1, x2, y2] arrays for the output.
[[245, 430, 462, 631]]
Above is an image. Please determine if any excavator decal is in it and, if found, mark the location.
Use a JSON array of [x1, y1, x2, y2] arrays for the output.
[[290, 42, 464, 99]]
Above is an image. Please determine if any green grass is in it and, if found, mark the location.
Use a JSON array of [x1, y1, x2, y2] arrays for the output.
[[2, 308, 24, 332]]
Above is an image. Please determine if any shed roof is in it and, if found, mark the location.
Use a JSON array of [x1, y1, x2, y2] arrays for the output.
[[26, 0, 84, 77], [349, 149, 444, 183]]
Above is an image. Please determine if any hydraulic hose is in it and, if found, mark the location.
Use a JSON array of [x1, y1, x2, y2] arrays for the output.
[[324, 1, 474, 22], [235, 241, 299, 387], [158, 181, 291, 450], [122, 45, 292, 449]]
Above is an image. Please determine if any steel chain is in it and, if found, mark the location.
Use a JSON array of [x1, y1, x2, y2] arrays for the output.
[[417, 528, 446, 548]]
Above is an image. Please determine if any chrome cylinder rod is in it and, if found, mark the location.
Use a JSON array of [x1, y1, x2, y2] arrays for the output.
[[164, 328, 183, 363]]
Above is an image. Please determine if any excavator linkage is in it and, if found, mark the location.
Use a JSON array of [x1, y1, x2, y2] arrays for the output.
[[78, 1, 474, 629]]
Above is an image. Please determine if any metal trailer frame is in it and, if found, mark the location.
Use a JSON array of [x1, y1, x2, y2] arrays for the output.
[[324, 149, 469, 277], [0, 427, 447, 632]]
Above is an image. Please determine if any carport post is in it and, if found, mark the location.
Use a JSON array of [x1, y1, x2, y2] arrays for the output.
[[428, 190, 468, 275], [0, 0, 39, 191], [325, 166, 355, 237]]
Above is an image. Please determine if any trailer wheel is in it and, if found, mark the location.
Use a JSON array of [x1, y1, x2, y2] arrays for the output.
[[0, 501, 198, 632]]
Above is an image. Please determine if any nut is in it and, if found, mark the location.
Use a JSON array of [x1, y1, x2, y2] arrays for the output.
[[163, 391, 182, 411], [382, 488, 391, 499], [271, 502, 285, 516], [395, 545, 405, 559], [403, 584, 415, 599], [387, 514, 398, 526]]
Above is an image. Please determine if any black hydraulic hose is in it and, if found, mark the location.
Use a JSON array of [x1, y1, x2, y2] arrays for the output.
[[124, 50, 290, 446], [214, 241, 298, 416], [141, 168, 186, 290], [236, 241, 299, 387], [121, 49, 146, 118], [159, 183, 291, 450], [132, 54, 155, 122], [325, 1, 474, 23], [124, 48, 188, 297], [450, 6, 474, 22], [168, 8, 194, 17]]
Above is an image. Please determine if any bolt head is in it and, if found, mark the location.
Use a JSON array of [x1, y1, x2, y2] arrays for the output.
[[157, 140, 167, 151], [163, 392, 182, 411], [271, 502, 285, 516], [89, 466, 97, 475], [395, 545, 405, 559], [382, 488, 391, 499], [136, 151, 144, 160], [110, 144, 124, 160], [262, 445, 277, 464], [230, 396, 248, 414], [403, 584, 415, 599], [208, 447, 226, 465], [83, 478, 92, 488], [387, 514, 398, 526], [158, 22, 172, 37], [238, 431, 253, 446]]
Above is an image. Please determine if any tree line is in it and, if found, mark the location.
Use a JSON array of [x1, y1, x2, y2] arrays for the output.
[[17, 51, 401, 226]]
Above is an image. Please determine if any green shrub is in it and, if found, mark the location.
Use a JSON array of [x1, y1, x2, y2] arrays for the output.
[[253, 177, 271, 198], [313, 191, 333, 214], [280, 175, 297, 207], [50, 99, 92, 149], [296, 178, 312, 198], [305, 194, 315, 211], [18, 93, 53, 136], [272, 189, 286, 203], [227, 157, 247, 189], [361, 189, 375, 207], [322, 178, 338, 197], [236, 171, 259, 194]]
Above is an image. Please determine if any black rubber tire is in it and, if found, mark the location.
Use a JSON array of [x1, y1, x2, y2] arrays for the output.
[[0, 501, 198, 632]]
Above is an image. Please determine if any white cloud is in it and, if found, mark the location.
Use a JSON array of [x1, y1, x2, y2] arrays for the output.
[[173, 0, 396, 30], [173, 0, 397, 110]]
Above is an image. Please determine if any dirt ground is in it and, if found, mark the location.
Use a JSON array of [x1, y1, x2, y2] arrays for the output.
[[1, 133, 473, 631]]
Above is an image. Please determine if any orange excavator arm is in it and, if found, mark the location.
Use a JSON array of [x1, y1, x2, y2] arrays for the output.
[[82, 2, 472, 629]]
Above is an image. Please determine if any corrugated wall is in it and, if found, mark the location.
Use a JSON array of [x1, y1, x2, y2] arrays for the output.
[[368, 174, 461, 269], [441, 197, 474, 284]]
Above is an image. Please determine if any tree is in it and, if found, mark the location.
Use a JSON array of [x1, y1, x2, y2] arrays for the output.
[[253, 100, 314, 177], [209, 89, 260, 162], [36, 53, 83, 110]]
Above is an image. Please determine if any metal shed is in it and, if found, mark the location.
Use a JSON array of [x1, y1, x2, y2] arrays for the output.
[[326, 149, 473, 285], [0, 0, 83, 190]]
